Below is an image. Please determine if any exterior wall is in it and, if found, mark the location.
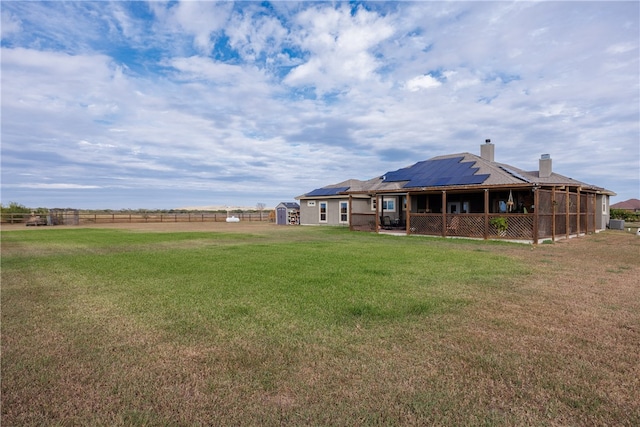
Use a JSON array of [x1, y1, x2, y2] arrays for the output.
[[596, 194, 609, 230], [351, 197, 372, 214], [299, 200, 319, 225], [299, 198, 349, 226]]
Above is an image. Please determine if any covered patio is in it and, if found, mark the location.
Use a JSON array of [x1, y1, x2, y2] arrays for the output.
[[349, 186, 601, 243]]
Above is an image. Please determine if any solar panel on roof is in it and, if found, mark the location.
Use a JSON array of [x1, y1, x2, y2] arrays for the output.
[[457, 174, 491, 185], [305, 186, 350, 197], [382, 157, 489, 188], [499, 166, 531, 183]]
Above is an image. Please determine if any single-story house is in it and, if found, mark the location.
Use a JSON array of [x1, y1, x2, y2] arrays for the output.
[[296, 141, 615, 243], [610, 198, 640, 213], [275, 202, 300, 225]]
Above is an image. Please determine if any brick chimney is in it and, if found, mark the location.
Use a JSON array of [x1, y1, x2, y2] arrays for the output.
[[480, 139, 494, 162], [539, 154, 552, 178]]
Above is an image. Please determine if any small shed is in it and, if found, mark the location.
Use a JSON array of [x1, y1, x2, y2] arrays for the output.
[[275, 202, 300, 225]]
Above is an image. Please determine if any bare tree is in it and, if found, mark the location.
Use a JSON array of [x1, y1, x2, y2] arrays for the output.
[[256, 202, 267, 221]]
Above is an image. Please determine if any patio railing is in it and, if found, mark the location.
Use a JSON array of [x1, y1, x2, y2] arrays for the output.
[[408, 213, 534, 240], [352, 210, 596, 241], [350, 213, 377, 231]]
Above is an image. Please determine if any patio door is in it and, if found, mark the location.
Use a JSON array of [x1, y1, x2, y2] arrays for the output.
[[447, 202, 461, 214]]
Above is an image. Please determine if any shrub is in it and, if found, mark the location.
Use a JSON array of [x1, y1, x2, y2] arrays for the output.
[[610, 209, 640, 222], [489, 217, 508, 233]]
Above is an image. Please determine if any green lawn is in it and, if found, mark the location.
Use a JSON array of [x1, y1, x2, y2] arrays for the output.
[[2, 226, 638, 425]]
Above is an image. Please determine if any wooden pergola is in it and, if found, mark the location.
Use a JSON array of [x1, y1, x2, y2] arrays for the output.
[[348, 184, 600, 243]]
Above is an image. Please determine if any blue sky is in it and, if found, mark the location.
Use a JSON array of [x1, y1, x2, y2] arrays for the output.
[[1, 1, 638, 210]]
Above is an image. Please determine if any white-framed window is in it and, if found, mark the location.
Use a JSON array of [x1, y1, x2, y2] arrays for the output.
[[339, 201, 348, 223], [307, 200, 316, 207], [602, 197, 607, 214], [371, 197, 397, 212], [319, 202, 328, 223], [447, 201, 460, 214], [382, 199, 396, 212]]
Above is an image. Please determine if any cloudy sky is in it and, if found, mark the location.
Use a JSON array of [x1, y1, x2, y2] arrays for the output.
[[1, 1, 638, 210]]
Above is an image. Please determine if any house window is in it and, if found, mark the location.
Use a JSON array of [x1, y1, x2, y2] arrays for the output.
[[339, 201, 348, 223], [602, 198, 607, 214], [307, 200, 316, 207], [371, 197, 396, 212], [447, 202, 460, 214], [382, 199, 396, 212], [319, 202, 327, 223]]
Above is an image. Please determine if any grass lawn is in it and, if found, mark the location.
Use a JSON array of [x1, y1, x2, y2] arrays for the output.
[[2, 225, 639, 425]]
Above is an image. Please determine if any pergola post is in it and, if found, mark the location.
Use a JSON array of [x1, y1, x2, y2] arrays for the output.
[[348, 195, 353, 231], [484, 189, 489, 240], [406, 193, 412, 234], [565, 186, 570, 240], [441, 190, 447, 237], [551, 187, 556, 242], [533, 188, 539, 244], [376, 194, 381, 232], [577, 189, 581, 235]]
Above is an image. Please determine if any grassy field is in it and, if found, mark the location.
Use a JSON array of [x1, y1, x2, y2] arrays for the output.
[[2, 224, 639, 426]]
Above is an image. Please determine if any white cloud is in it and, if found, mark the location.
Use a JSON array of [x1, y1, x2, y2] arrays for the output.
[[405, 74, 441, 91], [10, 183, 102, 190], [0, 1, 638, 209], [166, 1, 233, 53], [225, 6, 289, 63], [284, 4, 394, 93], [606, 42, 636, 55]]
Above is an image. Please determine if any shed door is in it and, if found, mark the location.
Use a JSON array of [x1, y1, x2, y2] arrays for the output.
[[276, 207, 287, 225]]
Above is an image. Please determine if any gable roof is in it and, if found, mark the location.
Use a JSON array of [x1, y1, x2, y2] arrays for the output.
[[298, 150, 615, 198], [277, 202, 300, 209], [611, 198, 640, 210]]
